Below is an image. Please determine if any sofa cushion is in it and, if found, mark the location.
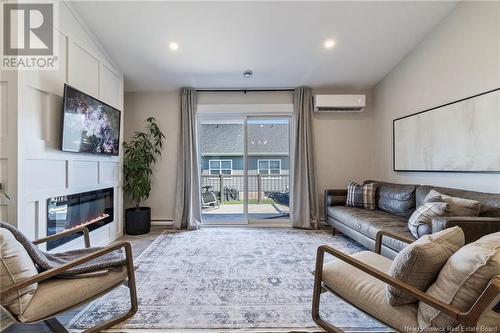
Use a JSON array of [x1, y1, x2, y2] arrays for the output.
[[416, 185, 500, 217], [418, 232, 500, 330], [369, 181, 418, 218], [425, 189, 481, 217], [0, 228, 38, 316], [328, 206, 415, 252], [346, 181, 376, 210], [18, 267, 127, 323], [322, 251, 419, 332], [408, 202, 450, 239], [386, 227, 464, 306]]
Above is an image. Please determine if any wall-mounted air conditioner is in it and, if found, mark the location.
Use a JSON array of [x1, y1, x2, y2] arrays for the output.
[[314, 94, 366, 112]]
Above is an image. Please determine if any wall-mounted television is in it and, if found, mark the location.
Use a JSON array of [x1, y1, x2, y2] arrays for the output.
[[61, 84, 121, 156]]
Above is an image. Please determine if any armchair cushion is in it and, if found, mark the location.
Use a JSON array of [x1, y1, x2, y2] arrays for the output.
[[386, 227, 464, 306], [0, 229, 38, 316], [322, 251, 419, 332], [18, 267, 127, 323], [418, 232, 500, 330]]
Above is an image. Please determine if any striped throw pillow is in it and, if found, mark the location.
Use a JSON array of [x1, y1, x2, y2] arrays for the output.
[[346, 181, 375, 210], [386, 226, 465, 306], [408, 202, 449, 238]]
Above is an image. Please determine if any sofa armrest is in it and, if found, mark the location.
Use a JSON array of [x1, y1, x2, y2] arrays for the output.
[[432, 216, 500, 244], [324, 189, 347, 219]]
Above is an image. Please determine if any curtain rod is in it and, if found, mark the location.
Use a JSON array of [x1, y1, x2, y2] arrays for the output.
[[195, 88, 295, 93]]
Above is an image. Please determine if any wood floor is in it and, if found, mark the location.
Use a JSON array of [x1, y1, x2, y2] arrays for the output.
[[2, 227, 167, 333]]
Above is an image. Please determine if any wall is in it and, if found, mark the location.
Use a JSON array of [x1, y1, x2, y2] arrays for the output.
[[372, 1, 500, 193], [4, 2, 124, 250], [124, 89, 375, 222], [124, 92, 179, 223]]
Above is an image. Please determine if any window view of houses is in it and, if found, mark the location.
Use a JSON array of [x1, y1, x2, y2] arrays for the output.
[[199, 118, 290, 220]]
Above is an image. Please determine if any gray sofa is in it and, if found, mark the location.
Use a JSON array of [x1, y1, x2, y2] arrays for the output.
[[325, 181, 500, 258]]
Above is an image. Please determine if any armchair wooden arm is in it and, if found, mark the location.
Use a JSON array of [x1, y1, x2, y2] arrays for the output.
[[1, 241, 133, 295], [374, 230, 414, 254], [312, 245, 500, 332], [1, 241, 138, 333], [33, 226, 90, 248]]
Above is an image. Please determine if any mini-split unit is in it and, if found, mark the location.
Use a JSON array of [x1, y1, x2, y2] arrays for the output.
[[314, 94, 366, 112]]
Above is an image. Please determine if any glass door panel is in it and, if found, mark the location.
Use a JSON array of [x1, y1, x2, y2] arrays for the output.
[[199, 117, 246, 224], [246, 117, 290, 222]]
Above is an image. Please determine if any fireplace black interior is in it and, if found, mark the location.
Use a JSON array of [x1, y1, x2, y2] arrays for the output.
[[46, 188, 114, 250]]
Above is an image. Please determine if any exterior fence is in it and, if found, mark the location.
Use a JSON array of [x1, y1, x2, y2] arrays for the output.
[[200, 174, 289, 203]]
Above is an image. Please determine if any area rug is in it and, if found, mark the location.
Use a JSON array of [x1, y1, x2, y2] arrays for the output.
[[69, 228, 390, 331]]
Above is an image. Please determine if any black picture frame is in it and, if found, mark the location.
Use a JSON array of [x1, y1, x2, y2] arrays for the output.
[[392, 87, 500, 173], [61, 83, 122, 156]]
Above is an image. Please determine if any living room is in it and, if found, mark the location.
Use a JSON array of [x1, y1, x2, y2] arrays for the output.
[[0, 1, 499, 332]]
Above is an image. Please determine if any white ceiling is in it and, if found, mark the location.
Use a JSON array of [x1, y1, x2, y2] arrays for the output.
[[71, 1, 457, 92]]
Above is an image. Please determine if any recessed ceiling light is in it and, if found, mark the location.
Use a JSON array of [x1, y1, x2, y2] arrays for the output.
[[243, 70, 253, 78], [324, 39, 336, 49], [169, 42, 179, 51]]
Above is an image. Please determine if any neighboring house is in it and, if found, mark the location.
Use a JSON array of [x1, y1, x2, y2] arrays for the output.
[[200, 123, 290, 176]]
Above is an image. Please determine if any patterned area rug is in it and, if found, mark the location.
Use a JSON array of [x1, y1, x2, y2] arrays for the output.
[[69, 228, 390, 331]]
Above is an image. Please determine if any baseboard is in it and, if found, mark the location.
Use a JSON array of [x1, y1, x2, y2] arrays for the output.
[[151, 217, 174, 227]]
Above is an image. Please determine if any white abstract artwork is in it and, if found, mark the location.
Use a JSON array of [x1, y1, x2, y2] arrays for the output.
[[394, 89, 500, 172]]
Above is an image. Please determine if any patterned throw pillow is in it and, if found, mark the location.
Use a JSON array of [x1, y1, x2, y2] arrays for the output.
[[346, 181, 375, 210], [418, 232, 500, 330], [424, 189, 481, 217], [386, 227, 465, 306], [408, 202, 449, 238]]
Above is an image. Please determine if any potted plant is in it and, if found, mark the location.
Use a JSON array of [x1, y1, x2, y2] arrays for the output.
[[123, 117, 165, 235]]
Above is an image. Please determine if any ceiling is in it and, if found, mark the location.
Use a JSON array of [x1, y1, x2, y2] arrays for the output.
[[71, 1, 457, 92]]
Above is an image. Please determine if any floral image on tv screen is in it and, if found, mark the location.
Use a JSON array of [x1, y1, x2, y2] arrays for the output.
[[62, 85, 121, 155]]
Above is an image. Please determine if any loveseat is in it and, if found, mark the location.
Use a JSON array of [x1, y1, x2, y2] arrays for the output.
[[324, 181, 500, 258]]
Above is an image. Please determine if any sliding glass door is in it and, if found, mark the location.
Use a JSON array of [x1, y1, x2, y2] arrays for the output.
[[198, 115, 291, 225], [199, 117, 246, 224], [246, 117, 290, 221]]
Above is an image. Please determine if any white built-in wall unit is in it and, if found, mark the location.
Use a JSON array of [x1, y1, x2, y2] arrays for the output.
[[2, 2, 124, 250]]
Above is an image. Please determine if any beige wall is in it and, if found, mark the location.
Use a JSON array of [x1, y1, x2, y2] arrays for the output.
[[372, 1, 500, 193], [124, 92, 180, 222], [124, 1, 500, 224], [124, 89, 375, 221]]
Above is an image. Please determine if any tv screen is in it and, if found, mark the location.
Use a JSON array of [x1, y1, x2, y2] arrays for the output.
[[61, 84, 121, 156]]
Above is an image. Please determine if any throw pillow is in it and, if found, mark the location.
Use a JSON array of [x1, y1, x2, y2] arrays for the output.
[[408, 202, 449, 238], [0, 228, 38, 315], [346, 181, 375, 210], [424, 189, 481, 217], [386, 227, 465, 306], [418, 232, 500, 330]]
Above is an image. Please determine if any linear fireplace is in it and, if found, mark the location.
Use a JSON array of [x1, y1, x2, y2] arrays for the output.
[[46, 188, 114, 250]]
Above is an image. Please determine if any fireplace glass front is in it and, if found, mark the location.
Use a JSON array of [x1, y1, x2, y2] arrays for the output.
[[46, 188, 114, 250]]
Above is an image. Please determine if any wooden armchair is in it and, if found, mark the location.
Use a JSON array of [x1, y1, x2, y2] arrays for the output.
[[312, 231, 500, 332], [0, 226, 138, 333]]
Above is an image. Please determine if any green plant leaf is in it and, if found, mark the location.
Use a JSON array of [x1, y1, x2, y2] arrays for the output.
[[123, 117, 165, 208]]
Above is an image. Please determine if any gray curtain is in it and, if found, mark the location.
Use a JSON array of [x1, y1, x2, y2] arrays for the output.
[[292, 87, 319, 229], [173, 88, 202, 230]]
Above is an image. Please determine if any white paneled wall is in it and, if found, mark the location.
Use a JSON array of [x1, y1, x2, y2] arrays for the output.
[[9, 2, 124, 250], [0, 82, 7, 221]]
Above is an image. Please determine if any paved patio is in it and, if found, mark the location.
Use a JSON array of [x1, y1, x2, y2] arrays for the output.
[[203, 203, 289, 214], [202, 203, 289, 223]]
